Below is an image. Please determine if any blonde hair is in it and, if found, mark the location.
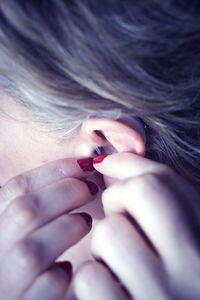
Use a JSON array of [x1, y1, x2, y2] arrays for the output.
[[0, 0, 199, 186]]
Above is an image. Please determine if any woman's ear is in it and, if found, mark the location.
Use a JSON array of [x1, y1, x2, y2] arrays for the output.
[[81, 116, 146, 157]]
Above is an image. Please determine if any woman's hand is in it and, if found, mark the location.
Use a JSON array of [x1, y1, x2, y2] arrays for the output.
[[0, 157, 98, 300], [74, 153, 200, 300]]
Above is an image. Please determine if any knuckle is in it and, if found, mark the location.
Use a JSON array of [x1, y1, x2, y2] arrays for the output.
[[126, 170, 173, 204], [9, 195, 38, 227], [126, 173, 157, 200], [140, 172, 161, 186], [144, 168, 171, 186], [16, 238, 43, 274], [6, 174, 30, 197], [132, 172, 164, 193]]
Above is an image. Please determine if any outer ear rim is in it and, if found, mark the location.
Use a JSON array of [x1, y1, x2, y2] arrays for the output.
[[117, 116, 146, 146], [81, 118, 146, 157]]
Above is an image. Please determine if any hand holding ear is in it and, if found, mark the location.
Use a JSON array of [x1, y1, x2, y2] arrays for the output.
[[74, 152, 200, 300], [0, 157, 99, 300]]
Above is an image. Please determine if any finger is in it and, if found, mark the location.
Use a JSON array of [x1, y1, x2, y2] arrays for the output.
[[74, 261, 128, 300], [91, 214, 169, 300], [24, 261, 72, 300], [93, 152, 172, 180], [0, 157, 95, 214], [0, 178, 98, 250], [101, 174, 196, 269], [93, 152, 200, 216], [1, 213, 92, 299]]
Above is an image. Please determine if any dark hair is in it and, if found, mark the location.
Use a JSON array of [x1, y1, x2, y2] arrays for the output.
[[0, 0, 200, 186]]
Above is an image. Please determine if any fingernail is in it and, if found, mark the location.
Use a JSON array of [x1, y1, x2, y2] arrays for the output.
[[79, 212, 93, 227], [77, 157, 95, 172], [83, 180, 99, 195], [57, 261, 72, 275], [93, 155, 108, 164]]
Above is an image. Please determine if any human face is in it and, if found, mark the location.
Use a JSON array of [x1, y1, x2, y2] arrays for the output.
[[0, 96, 93, 186], [0, 92, 145, 189]]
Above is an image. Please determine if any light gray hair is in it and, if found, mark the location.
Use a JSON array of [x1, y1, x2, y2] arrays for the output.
[[0, 0, 200, 186]]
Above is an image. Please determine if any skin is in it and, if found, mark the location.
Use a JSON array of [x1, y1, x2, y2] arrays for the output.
[[0, 95, 199, 299], [74, 154, 200, 300]]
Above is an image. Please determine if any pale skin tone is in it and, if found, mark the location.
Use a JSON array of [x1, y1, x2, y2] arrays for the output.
[[0, 96, 200, 299]]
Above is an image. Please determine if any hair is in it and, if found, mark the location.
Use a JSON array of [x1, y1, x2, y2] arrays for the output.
[[0, 0, 199, 186]]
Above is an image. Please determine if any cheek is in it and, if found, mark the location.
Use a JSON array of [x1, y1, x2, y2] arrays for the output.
[[0, 153, 38, 185], [41, 160, 48, 164], [0, 143, 50, 185]]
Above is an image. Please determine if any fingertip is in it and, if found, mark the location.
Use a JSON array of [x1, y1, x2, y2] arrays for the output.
[[93, 155, 109, 165], [77, 157, 95, 172]]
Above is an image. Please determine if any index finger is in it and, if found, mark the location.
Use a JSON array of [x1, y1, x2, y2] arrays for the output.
[[0, 157, 94, 213], [93, 153, 170, 180]]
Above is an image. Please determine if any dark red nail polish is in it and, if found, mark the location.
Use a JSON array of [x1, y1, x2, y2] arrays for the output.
[[83, 180, 99, 195], [79, 212, 93, 227], [57, 261, 72, 274], [93, 154, 108, 164], [77, 157, 95, 172]]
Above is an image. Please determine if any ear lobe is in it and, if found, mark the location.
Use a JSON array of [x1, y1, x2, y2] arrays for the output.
[[82, 118, 146, 156]]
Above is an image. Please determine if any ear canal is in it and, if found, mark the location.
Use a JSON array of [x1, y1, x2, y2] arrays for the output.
[[94, 130, 118, 155], [83, 118, 146, 156], [94, 130, 106, 140]]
